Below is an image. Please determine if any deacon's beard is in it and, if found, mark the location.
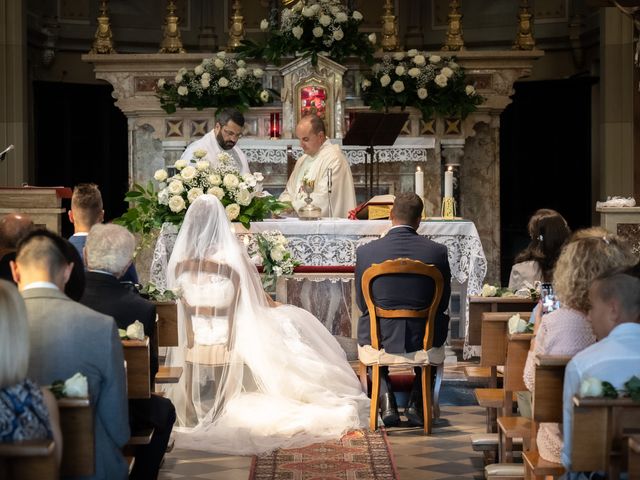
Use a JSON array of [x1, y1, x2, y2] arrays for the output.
[[216, 131, 236, 151]]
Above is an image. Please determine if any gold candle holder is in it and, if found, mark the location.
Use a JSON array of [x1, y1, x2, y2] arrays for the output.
[[89, 0, 116, 54], [380, 0, 399, 52], [442, 0, 465, 52], [513, 0, 536, 50], [227, 0, 245, 51], [159, 0, 186, 54], [441, 197, 456, 220]]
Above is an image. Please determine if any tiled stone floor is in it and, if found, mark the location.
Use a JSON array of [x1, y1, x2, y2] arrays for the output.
[[159, 363, 486, 479]]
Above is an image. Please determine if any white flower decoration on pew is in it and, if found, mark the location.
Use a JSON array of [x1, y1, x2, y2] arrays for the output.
[[64, 373, 89, 398], [126, 320, 145, 341], [507, 313, 529, 334]]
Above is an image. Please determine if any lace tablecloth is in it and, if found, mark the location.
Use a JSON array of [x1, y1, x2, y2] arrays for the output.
[[151, 218, 486, 358]]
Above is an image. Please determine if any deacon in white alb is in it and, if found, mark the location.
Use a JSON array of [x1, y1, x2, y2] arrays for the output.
[[280, 115, 356, 218], [180, 108, 250, 175]]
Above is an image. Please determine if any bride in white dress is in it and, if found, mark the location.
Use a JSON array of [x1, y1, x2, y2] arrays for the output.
[[164, 194, 369, 454]]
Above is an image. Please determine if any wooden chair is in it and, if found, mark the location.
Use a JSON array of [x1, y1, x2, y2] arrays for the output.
[[0, 439, 57, 480], [357, 258, 444, 435], [122, 337, 151, 399], [58, 396, 94, 477]]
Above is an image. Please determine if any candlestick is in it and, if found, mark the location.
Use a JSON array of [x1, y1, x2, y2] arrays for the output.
[[444, 169, 453, 198], [415, 166, 424, 200]]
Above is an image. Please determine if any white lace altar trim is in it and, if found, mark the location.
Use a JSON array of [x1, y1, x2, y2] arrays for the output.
[[243, 145, 430, 165], [596, 196, 637, 208]]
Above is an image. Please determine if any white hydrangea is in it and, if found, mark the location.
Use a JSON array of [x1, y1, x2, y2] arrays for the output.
[[180, 166, 197, 181], [260, 90, 270, 103], [408, 67, 421, 78], [157, 78, 166, 88], [361, 79, 371, 90], [429, 55, 441, 64], [333, 28, 344, 41], [368, 33, 376, 44], [395, 65, 405, 76], [154, 169, 168, 182], [352, 10, 363, 21], [417, 87, 428, 100], [465, 85, 476, 96], [187, 187, 204, 203], [174, 159, 187, 170], [214, 58, 224, 69], [236, 188, 252, 206], [441, 66, 454, 78], [413, 55, 426, 66], [271, 246, 286, 262], [196, 160, 210, 171], [208, 173, 222, 185], [207, 186, 224, 200], [392, 80, 405, 93], [393, 52, 405, 61], [177, 86, 188, 96], [260, 19, 269, 31], [218, 77, 229, 88], [253, 68, 264, 78], [168, 180, 184, 195], [407, 49, 418, 57], [319, 14, 331, 26], [157, 188, 170, 205], [335, 11, 348, 22], [169, 195, 186, 213], [434, 73, 448, 87], [225, 203, 240, 221], [194, 65, 204, 76], [292, 26, 303, 39], [223, 173, 240, 189], [380, 74, 391, 87]]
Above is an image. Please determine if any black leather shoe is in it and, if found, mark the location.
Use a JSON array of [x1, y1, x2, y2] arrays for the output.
[[405, 389, 424, 427], [379, 393, 400, 427]]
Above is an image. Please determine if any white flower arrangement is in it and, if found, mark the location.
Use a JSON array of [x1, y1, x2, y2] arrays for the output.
[[247, 230, 300, 277], [50, 372, 89, 399], [362, 51, 483, 120], [156, 53, 275, 114]]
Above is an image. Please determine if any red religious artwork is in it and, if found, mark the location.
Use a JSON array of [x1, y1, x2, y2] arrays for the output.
[[300, 85, 327, 119]]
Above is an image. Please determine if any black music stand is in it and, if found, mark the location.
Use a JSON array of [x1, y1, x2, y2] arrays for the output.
[[343, 112, 409, 199]]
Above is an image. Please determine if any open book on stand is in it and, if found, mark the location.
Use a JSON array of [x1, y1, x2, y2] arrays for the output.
[[350, 194, 395, 220]]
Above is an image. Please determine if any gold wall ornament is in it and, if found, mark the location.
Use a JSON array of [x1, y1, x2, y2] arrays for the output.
[[513, 0, 536, 50], [380, 0, 399, 52], [227, 0, 246, 51], [89, 0, 116, 54], [159, 0, 186, 54], [441, 0, 465, 52]]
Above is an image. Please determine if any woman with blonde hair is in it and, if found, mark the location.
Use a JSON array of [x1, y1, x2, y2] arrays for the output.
[[0, 279, 62, 464], [522, 227, 637, 464]]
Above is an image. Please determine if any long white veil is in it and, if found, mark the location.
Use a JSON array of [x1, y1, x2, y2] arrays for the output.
[[164, 195, 369, 454]]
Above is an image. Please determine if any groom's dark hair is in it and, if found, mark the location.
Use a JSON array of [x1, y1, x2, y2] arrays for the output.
[[216, 108, 245, 127]]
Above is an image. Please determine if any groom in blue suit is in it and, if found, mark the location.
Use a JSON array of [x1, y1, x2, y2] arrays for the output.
[[355, 192, 451, 427]]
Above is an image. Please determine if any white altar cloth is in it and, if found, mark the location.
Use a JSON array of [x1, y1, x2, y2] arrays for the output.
[[150, 218, 486, 358]]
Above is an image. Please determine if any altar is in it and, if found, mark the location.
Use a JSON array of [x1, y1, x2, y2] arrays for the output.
[[150, 218, 486, 358]]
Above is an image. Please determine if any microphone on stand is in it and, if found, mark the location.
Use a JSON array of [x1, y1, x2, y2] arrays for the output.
[[0, 145, 14, 162], [327, 168, 333, 218]]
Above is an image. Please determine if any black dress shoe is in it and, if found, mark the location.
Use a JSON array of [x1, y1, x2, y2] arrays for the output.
[[405, 389, 424, 427], [379, 393, 400, 427]]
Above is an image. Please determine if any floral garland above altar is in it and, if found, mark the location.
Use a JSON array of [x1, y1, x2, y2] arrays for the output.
[[361, 51, 483, 120], [238, 0, 375, 66]]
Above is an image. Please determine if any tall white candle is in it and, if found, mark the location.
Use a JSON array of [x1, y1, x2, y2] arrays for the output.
[[444, 170, 453, 198], [415, 166, 424, 199]]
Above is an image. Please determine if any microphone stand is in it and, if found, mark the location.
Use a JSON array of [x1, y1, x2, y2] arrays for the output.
[[0, 145, 14, 162]]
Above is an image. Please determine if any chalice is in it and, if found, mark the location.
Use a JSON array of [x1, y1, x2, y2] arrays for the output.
[[298, 179, 321, 220]]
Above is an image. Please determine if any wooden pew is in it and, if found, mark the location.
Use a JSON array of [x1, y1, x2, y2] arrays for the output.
[[0, 439, 57, 480], [468, 296, 537, 346], [58, 397, 94, 477], [154, 300, 178, 347], [629, 435, 640, 480], [122, 337, 151, 399], [571, 397, 640, 478]]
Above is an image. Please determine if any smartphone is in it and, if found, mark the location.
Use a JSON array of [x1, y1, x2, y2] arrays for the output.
[[540, 282, 560, 313]]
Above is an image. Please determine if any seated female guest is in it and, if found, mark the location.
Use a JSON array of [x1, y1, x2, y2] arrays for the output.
[[0, 279, 62, 464], [508, 209, 570, 290], [522, 227, 636, 464]]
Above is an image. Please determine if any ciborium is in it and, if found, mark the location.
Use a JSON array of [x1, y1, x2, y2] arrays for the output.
[[298, 180, 321, 220]]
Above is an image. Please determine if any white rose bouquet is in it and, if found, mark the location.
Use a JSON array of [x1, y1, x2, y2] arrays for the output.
[[247, 230, 299, 277], [156, 52, 276, 114], [361, 51, 483, 120], [49, 372, 89, 399], [238, 0, 374, 66], [116, 152, 288, 235]]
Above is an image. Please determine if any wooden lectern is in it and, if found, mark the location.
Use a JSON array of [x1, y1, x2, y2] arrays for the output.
[[0, 187, 72, 234]]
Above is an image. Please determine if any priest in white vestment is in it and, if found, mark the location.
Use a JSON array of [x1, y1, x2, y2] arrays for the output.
[[279, 115, 356, 218], [180, 108, 250, 175]]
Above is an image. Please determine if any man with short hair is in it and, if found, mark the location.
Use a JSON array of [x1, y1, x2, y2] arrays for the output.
[[180, 108, 250, 174], [0, 213, 34, 282], [561, 264, 640, 470], [279, 114, 356, 218], [355, 192, 451, 427], [68, 183, 139, 284], [11, 229, 130, 480], [81, 223, 176, 480]]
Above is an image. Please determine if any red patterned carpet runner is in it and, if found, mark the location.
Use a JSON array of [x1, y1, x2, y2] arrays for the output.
[[249, 429, 399, 480]]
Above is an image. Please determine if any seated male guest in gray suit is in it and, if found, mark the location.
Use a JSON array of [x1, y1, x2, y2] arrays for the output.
[[81, 223, 176, 480], [11, 229, 130, 480], [355, 192, 451, 427]]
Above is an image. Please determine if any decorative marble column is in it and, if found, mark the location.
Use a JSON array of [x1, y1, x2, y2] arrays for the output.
[[0, 0, 27, 186]]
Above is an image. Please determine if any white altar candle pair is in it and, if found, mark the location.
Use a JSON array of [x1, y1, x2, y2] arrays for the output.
[[415, 167, 424, 199], [444, 169, 453, 198]]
